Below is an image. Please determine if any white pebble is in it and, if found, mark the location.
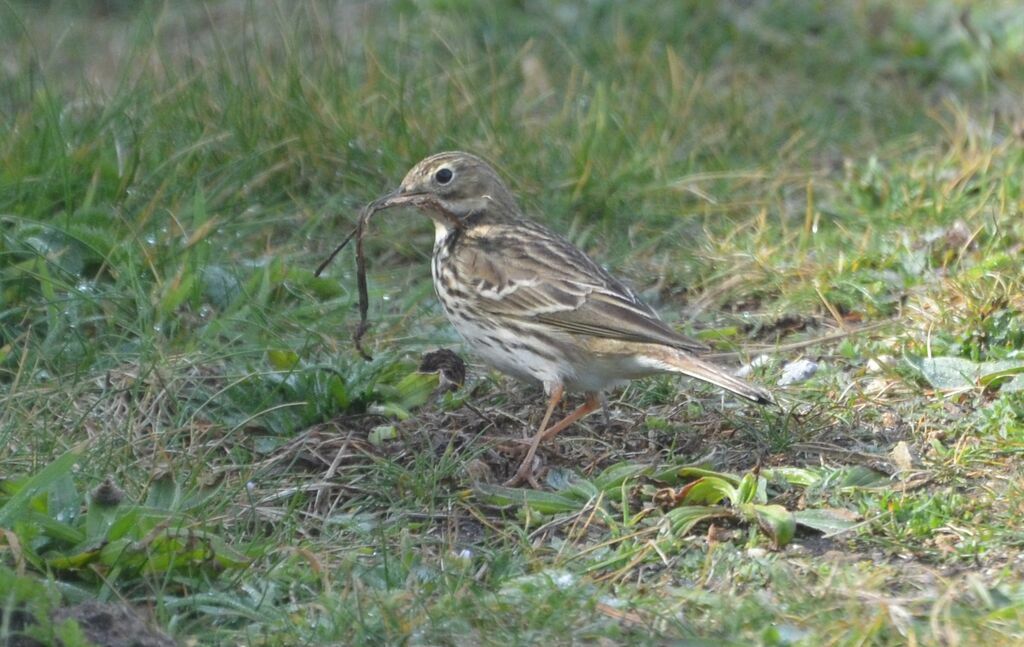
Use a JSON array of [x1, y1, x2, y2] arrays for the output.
[[736, 354, 774, 378], [777, 359, 819, 386]]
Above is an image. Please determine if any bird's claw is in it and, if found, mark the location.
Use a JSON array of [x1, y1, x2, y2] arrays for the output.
[[505, 457, 543, 488]]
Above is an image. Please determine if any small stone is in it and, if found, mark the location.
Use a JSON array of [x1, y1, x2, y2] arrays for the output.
[[777, 359, 819, 386], [462, 458, 494, 483], [944, 220, 972, 249], [866, 355, 894, 372], [881, 411, 900, 431], [736, 354, 773, 378], [889, 441, 917, 473], [864, 378, 891, 395]]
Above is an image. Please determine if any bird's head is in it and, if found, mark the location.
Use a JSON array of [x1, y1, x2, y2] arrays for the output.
[[375, 151, 520, 230]]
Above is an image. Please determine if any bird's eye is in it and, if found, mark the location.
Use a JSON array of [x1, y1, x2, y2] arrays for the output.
[[434, 167, 453, 184]]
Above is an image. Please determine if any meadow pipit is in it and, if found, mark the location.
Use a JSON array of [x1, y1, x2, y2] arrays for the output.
[[371, 152, 771, 486]]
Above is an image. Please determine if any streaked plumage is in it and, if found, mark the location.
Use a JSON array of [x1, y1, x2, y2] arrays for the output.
[[374, 151, 771, 486]]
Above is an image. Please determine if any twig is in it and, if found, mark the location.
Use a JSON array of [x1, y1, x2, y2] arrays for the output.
[[313, 194, 461, 361], [313, 201, 380, 360], [353, 207, 373, 359]]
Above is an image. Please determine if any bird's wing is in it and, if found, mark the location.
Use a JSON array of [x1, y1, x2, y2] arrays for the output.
[[449, 221, 709, 353]]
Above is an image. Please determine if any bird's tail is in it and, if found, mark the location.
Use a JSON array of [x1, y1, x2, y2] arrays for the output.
[[647, 349, 773, 404]]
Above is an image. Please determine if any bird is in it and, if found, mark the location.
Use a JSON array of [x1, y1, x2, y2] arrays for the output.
[[371, 151, 772, 487]]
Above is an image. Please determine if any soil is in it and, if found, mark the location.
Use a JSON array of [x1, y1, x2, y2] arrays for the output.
[[5, 600, 175, 647]]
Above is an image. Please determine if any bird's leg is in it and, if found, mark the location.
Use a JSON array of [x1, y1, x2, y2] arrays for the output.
[[505, 384, 563, 488], [506, 389, 602, 488], [598, 392, 610, 426], [538, 392, 602, 442]]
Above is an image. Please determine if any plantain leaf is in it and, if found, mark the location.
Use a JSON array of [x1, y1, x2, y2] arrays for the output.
[[794, 508, 860, 535], [906, 355, 1024, 391], [393, 371, 440, 409], [679, 477, 736, 506], [651, 464, 740, 486], [474, 484, 583, 514], [562, 477, 602, 502], [743, 503, 796, 548], [0, 447, 83, 528], [592, 462, 650, 491], [733, 473, 760, 505], [47, 548, 102, 570], [763, 466, 822, 487], [267, 349, 301, 370], [665, 505, 730, 535]]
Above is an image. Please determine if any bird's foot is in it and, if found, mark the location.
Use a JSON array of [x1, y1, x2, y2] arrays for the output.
[[504, 456, 543, 489]]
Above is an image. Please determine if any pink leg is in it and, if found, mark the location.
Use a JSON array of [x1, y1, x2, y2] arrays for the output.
[[505, 390, 601, 487]]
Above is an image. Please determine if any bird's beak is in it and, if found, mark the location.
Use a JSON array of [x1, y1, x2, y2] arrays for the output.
[[371, 187, 460, 228], [373, 187, 421, 210], [313, 187, 435, 279]]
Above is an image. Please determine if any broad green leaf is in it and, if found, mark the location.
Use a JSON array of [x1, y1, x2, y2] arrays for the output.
[[47, 548, 102, 570], [695, 326, 742, 341], [980, 366, 1024, 391], [753, 476, 769, 505], [650, 464, 740, 485], [367, 425, 398, 445], [665, 505, 730, 535], [906, 355, 1024, 391], [811, 465, 890, 492], [85, 500, 122, 542], [743, 503, 796, 548], [393, 371, 440, 409], [794, 508, 860, 535], [106, 508, 144, 541], [98, 537, 139, 568], [367, 402, 413, 421], [205, 533, 253, 568], [834, 465, 891, 490], [592, 462, 651, 491], [734, 473, 760, 505], [0, 447, 82, 528], [24, 511, 85, 545], [267, 349, 300, 370], [202, 265, 243, 308], [679, 477, 736, 506], [145, 475, 179, 511], [328, 375, 350, 409], [191, 187, 208, 223], [475, 484, 582, 514], [46, 474, 80, 525], [563, 477, 601, 502], [160, 592, 266, 620], [676, 467, 740, 485], [289, 268, 345, 299], [763, 467, 821, 488]]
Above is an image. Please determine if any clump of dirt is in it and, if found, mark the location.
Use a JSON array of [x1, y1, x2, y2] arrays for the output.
[[742, 313, 824, 341], [5, 601, 174, 647], [54, 602, 175, 647]]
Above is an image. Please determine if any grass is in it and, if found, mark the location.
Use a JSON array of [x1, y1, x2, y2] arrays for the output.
[[2, 0, 1024, 644]]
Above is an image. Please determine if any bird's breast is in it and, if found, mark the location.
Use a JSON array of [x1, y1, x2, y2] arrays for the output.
[[431, 247, 571, 389]]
